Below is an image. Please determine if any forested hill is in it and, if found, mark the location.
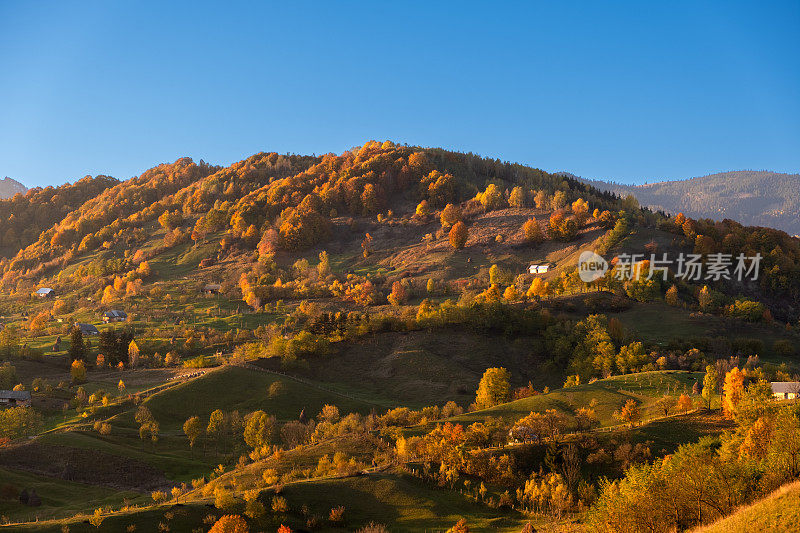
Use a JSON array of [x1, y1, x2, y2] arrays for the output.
[[1, 142, 798, 317], [0, 177, 27, 199], [580, 170, 800, 235], [0, 175, 120, 257]]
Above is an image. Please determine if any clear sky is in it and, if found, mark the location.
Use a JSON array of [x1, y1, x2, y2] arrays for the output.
[[1, 1, 798, 188]]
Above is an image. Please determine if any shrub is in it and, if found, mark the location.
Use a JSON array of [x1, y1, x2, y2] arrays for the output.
[[328, 505, 345, 523], [272, 495, 289, 513]]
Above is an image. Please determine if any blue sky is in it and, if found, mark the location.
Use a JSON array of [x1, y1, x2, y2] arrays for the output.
[[1, 1, 798, 188]]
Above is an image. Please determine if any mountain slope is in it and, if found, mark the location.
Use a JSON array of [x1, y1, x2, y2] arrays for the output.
[[0, 175, 119, 258], [694, 481, 800, 533], [581, 170, 800, 235], [0, 177, 27, 199]]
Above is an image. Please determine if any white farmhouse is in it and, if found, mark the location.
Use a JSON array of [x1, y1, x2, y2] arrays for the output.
[[528, 264, 550, 275], [771, 382, 800, 400]]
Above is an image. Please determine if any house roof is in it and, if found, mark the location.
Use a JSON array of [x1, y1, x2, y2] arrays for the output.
[[75, 323, 99, 334], [204, 283, 221, 290], [0, 390, 31, 400], [771, 382, 800, 393], [35, 288, 54, 294], [104, 310, 127, 318]]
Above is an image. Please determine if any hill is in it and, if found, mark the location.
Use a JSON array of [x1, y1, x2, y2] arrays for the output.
[[1, 141, 799, 532], [581, 170, 800, 235], [693, 481, 800, 533], [0, 177, 27, 199], [0, 175, 119, 258]]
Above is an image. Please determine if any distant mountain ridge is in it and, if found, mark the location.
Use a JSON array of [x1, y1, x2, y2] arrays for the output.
[[0, 177, 27, 199], [578, 170, 800, 235]]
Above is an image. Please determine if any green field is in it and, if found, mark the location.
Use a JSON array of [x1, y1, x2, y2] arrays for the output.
[[257, 473, 532, 532], [0, 467, 142, 524], [138, 365, 380, 429]]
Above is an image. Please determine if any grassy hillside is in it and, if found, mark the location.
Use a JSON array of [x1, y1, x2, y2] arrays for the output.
[[277, 329, 565, 408], [134, 365, 380, 428], [266, 473, 531, 532], [0, 467, 141, 524], [448, 371, 703, 427], [693, 481, 800, 533]]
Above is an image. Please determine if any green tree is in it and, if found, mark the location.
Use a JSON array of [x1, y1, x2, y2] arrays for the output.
[[0, 362, 17, 389], [135, 406, 159, 450], [69, 327, 86, 361], [208, 409, 226, 453], [0, 406, 42, 440], [0, 326, 20, 357], [702, 365, 719, 409], [183, 416, 203, 457], [243, 410, 275, 449]]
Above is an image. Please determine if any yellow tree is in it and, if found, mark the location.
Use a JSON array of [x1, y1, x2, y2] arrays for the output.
[[70, 359, 86, 383], [101, 285, 117, 304], [243, 410, 275, 449], [440, 203, 462, 228], [698, 285, 714, 312], [415, 200, 431, 217], [474, 367, 511, 410], [478, 184, 504, 211], [503, 285, 519, 302], [723, 367, 745, 418], [509, 186, 526, 208], [571, 198, 589, 224], [738, 416, 773, 460], [665, 284, 679, 306], [522, 218, 543, 244], [526, 278, 549, 300], [128, 340, 140, 369]]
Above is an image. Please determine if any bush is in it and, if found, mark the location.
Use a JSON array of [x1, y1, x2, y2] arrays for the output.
[[773, 339, 797, 357], [272, 495, 289, 513], [328, 505, 345, 523]]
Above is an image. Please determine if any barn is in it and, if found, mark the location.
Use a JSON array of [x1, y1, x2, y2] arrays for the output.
[[0, 390, 32, 408]]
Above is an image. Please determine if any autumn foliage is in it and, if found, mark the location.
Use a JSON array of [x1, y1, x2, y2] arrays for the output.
[[449, 222, 468, 249]]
